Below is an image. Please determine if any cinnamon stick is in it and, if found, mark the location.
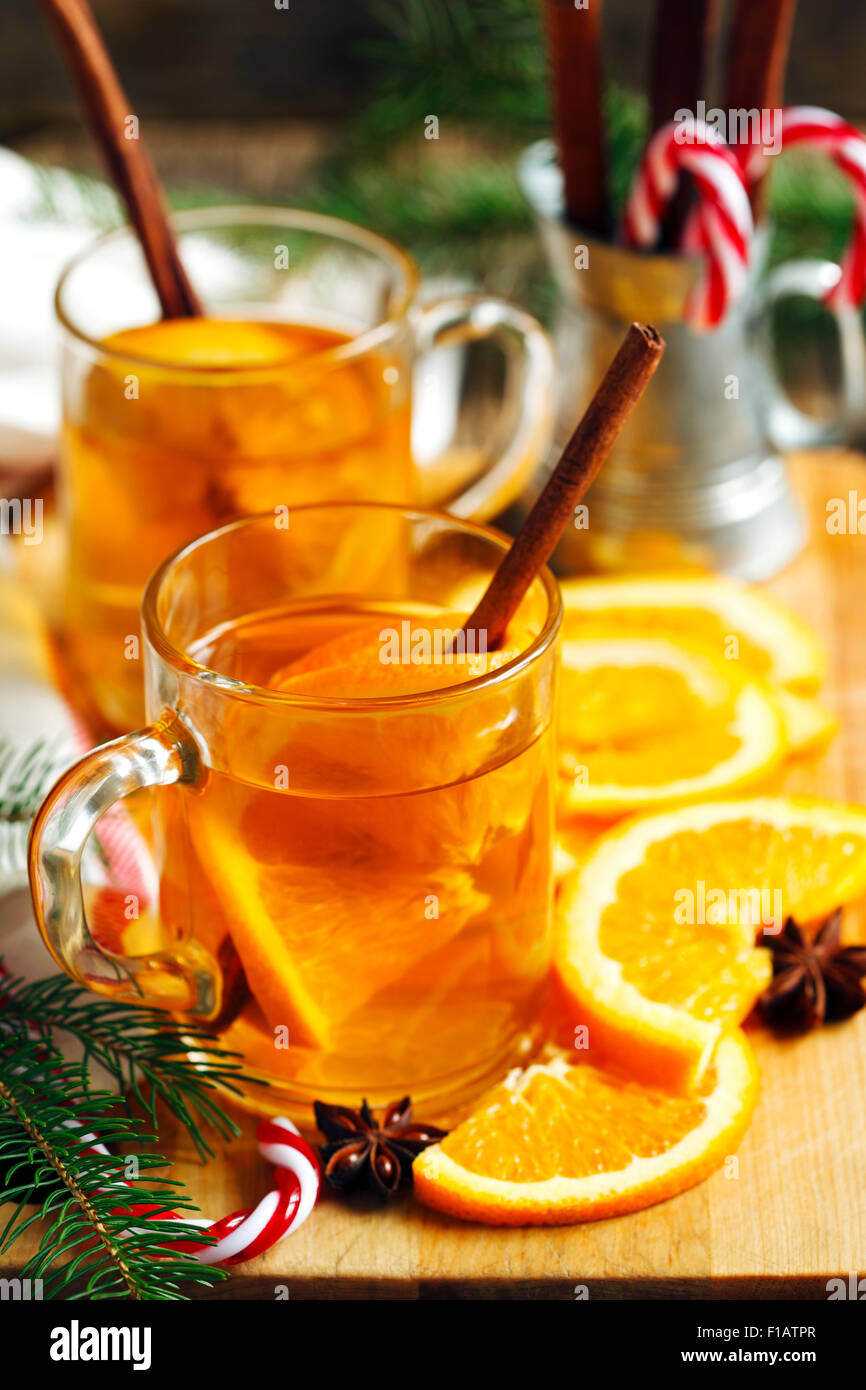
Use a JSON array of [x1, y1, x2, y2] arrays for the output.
[[544, 0, 609, 236], [650, 0, 722, 248], [724, 0, 797, 217], [463, 324, 665, 650], [39, 0, 202, 318]]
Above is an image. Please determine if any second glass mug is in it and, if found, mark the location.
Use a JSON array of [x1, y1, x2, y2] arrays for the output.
[[55, 207, 555, 732], [29, 505, 561, 1122]]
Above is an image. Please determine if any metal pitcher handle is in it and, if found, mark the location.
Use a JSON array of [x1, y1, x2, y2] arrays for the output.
[[755, 258, 866, 451]]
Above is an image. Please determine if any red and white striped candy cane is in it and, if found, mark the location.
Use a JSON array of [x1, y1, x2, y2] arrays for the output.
[[622, 115, 754, 330], [73, 1113, 321, 1266], [741, 106, 866, 309], [172, 1118, 321, 1266]]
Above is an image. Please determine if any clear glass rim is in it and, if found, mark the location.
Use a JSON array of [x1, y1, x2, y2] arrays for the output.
[[54, 205, 421, 375], [141, 502, 562, 712]]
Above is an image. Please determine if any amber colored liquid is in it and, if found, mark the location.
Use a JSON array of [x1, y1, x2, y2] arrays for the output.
[[61, 318, 413, 731], [155, 602, 555, 1116]]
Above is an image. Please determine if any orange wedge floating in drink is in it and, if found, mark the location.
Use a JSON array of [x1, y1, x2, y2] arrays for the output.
[[189, 851, 488, 1049], [95, 319, 397, 482], [231, 918, 537, 1099], [413, 1033, 759, 1225], [104, 318, 313, 367], [555, 797, 866, 1091], [193, 607, 549, 1052], [261, 610, 545, 839], [269, 613, 531, 698]]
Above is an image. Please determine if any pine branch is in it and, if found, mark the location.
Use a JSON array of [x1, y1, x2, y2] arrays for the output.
[[0, 737, 72, 881], [356, 0, 549, 149], [0, 968, 257, 1160], [24, 160, 120, 232], [0, 1029, 226, 1299], [0, 739, 67, 824], [306, 156, 532, 247]]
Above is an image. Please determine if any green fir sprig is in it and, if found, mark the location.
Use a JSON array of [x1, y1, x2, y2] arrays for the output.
[[0, 968, 262, 1298], [357, 0, 550, 148], [0, 971, 249, 1160], [0, 1035, 224, 1299], [0, 740, 262, 1296], [0, 737, 71, 881]]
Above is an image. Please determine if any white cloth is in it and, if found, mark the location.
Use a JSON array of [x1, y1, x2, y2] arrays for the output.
[[0, 148, 117, 472]]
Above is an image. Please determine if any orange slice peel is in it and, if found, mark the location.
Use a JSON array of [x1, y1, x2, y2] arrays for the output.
[[555, 796, 866, 1091], [413, 1033, 759, 1225]]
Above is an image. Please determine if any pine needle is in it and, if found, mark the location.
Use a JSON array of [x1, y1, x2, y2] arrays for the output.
[[0, 1029, 226, 1299], [0, 737, 72, 881], [0, 967, 269, 1296], [0, 970, 256, 1159]]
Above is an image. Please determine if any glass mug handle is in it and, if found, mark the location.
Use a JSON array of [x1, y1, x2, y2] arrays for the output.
[[412, 293, 556, 519], [754, 258, 866, 451], [28, 712, 216, 1015]]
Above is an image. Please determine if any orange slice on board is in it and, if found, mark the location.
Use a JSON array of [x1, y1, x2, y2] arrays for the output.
[[413, 1033, 758, 1225], [773, 689, 838, 757], [557, 637, 786, 816], [559, 574, 826, 691], [555, 797, 866, 1090], [554, 819, 612, 882]]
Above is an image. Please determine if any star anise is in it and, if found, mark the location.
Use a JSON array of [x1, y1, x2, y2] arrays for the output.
[[313, 1096, 448, 1201], [758, 911, 866, 1033]]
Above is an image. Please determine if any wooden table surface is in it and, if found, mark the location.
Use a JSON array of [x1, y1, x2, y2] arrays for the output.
[[3, 449, 866, 1299]]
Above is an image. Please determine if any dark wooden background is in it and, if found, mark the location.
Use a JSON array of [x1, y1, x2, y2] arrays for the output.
[[3, 0, 864, 137]]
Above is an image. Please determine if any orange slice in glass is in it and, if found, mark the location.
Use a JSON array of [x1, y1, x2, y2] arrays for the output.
[[189, 841, 489, 1050]]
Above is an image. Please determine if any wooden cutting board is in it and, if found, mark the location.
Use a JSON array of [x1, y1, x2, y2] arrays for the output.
[[4, 449, 866, 1299]]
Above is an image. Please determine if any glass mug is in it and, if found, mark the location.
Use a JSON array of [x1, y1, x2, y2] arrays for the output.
[[29, 505, 561, 1122], [56, 207, 555, 733]]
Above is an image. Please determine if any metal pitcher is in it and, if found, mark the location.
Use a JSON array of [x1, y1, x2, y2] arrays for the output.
[[518, 140, 866, 579]]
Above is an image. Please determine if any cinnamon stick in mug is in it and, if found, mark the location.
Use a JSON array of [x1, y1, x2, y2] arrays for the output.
[[39, 0, 202, 318], [463, 323, 665, 650]]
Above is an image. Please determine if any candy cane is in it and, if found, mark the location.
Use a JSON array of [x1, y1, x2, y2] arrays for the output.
[[622, 115, 754, 330], [68, 1113, 321, 1266], [0, 974, 320, 1267], [741, 106, 866, 309]]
